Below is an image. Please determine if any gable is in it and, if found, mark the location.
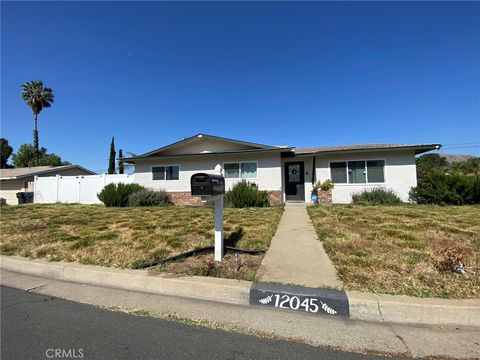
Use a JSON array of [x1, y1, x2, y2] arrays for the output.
[[161, 137, 261, 155], [139, 134, 276, 158]]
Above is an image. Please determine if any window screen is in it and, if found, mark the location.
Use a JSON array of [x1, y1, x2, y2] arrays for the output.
[[367, 160, 385, 182], [348, 161, 366, 184], [330, 162, 347, 183], [224, 163, 240, 178], [153, 166, 179, 180], [152, 166, 165, 180], [166, 166, 179, 180], [241, 162, 257, 179]]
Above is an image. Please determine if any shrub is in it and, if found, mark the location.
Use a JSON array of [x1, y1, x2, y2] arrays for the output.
[[352, 188, 402, 205], [128, 189, 173, 207], [97, 183, 144, 207], [312, 180, 335, 195], [225, 180, 270, 208], [409, 173, 480, 205]]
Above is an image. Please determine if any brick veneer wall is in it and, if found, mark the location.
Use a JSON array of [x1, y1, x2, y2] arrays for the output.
[[268, 190, 283, 205], [167, 190, 283, 207], [317, 189, 332, 205], [168, 192, 204, 207]]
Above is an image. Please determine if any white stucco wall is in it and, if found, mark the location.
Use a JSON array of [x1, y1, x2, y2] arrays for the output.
[[134, 152, 282, 192], [315, 150, 417, 203], [0, 180, 27, 205]]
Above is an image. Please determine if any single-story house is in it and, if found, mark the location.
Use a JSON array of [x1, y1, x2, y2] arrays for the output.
[[0, 165, 96, 205], [123, 134, 441, 205]]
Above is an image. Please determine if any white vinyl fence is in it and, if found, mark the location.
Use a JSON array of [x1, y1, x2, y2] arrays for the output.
[[34, 174, 135, 204]]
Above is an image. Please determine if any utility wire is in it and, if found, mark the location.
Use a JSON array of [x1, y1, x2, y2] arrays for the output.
[[442, 142, 480, 146], [440, 145, 480, 150]]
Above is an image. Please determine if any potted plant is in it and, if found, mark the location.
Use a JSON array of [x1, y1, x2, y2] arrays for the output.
[[312, 180, 334, 205]]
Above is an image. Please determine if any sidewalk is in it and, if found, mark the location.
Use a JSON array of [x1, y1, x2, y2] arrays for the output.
[[257, 202, 342, 288]]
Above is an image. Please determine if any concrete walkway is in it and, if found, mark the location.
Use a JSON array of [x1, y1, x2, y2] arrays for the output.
[[257, 203, 342, 289]]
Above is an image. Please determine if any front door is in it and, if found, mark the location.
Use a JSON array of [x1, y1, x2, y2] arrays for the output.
[[284, 162, 305, 201]]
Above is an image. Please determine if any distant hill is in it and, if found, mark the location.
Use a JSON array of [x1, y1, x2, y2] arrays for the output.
[[440, 154, 477, 163]]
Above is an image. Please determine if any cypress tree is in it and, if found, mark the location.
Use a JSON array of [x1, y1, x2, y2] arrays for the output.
[[118, 149, 124, 174], [108, 137, 116, 174]]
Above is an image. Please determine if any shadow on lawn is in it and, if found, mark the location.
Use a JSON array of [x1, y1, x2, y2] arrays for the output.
[[224, 228, 244, 248]]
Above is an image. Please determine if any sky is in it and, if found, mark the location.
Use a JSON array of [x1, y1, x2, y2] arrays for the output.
[[1, 1, 479, 173]]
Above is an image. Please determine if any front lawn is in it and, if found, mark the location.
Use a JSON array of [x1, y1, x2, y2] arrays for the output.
[[0, 204, 283, 279], [307, 205, 480, 298]]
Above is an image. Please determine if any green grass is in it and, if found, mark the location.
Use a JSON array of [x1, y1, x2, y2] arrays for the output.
[[307, 204, 480, 299], [0, 204, 283, 272]]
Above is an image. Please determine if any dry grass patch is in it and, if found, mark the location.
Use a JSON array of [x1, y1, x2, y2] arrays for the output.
[[0, 204, 283, 276], [307, 205, 480, 298]]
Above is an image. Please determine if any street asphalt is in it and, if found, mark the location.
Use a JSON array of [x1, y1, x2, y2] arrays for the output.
[[1, 286, 405, 360]]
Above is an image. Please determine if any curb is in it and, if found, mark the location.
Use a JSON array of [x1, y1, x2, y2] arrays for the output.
[[0, 256, 251, 306], [1, 255, 479, 328], [348, 290, 480, 328], [250, 282, 350, 317]]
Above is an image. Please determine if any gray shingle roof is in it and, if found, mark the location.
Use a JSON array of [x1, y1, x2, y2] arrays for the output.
[[0, 165, 96, 180], [295, 143, 441, 155]]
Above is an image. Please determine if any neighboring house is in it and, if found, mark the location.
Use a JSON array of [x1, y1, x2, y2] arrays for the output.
[[124, 134, 440, 205], [0, 165, 96, 205]]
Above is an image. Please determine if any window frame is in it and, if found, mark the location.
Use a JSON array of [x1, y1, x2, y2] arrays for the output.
[[151, 165, 181, 181], [329, 159, 386, 185], [223, 161, 259, 180]]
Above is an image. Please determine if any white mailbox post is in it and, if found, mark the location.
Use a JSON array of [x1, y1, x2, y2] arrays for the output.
[[213, 194, 224, 261], [190, 165, 226, 262]]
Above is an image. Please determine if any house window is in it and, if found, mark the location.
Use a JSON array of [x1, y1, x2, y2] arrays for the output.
[[152, 166, 179, 180], [367, 160, 385, 183], [330, 160, 385, 184], [330, 162, 347, 183], [224, 163, 240, 178], [348, 161, 366, 184], [224, 162, 257, 179]]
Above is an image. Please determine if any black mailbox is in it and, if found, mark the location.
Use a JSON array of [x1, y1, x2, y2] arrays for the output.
[[191, 173, 225, 196]]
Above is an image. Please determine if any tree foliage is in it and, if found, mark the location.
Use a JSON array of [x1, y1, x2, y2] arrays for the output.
[[118, 149, 124, 174], [409, 173, 480, 205], [0, 138, 13, 168], [416, 153, 480, 179], [416, 154, 448, 180], [450, 158, 480, 176], [108, 137, 116, 174], [12, 144, 70, 168], [21, 81, 54, 165]]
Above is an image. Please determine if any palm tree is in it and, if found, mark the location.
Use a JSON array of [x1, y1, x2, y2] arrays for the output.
[[21, 81, 54, 166]]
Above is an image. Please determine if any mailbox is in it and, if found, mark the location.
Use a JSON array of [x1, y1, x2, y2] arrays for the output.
[[191, 173, 225, 196]]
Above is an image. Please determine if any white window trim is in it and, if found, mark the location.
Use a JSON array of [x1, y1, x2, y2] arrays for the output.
[[223, 161, 259, 180], [328, 159, 387, 185], [151, 164, 181, 181]]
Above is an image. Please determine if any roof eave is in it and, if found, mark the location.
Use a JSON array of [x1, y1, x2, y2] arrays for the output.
[[123, 147, 294, 163], [297, 144, 442, 156]]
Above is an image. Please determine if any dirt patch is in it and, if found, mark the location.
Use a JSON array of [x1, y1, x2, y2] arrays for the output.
[[149, 251, 263, 281]]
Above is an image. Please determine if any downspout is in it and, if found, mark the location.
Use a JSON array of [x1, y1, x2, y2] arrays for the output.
[[312, 153, 316, 184]]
